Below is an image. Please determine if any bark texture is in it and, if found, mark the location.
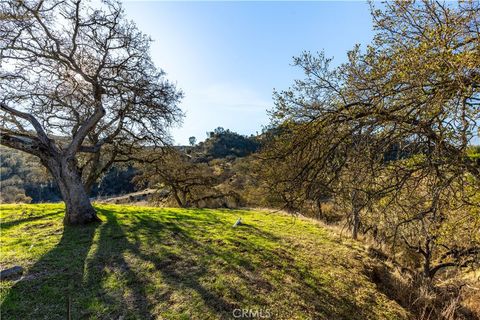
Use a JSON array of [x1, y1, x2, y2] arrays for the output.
[[43, 157, 100, 225]]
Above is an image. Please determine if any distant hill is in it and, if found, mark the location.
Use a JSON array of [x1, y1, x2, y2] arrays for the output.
[[188, 127, 261, 161]]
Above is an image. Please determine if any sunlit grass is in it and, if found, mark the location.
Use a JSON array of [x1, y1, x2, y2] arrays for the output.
[[1, 204, 408, 319]]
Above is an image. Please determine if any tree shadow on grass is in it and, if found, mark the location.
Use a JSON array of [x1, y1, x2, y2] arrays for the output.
[[2, 206, 401, 320], [80, 208, 239, 319], [1, 220, 99, 319], [0, 210, 63, 230], [87, 208, 377, 320]]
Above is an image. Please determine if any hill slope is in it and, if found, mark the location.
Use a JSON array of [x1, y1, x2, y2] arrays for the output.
[[0, 204, 408, 319]]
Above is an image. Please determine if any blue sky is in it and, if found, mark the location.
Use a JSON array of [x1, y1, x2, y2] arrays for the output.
[[123, 1, 374, 145]]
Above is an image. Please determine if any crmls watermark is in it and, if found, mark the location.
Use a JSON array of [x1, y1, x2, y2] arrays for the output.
[[232, 308, 271, 318]]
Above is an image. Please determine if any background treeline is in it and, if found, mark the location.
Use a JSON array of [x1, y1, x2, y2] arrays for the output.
[[0, 146, 136, 203], [0, 128, 261, 204], [134, 127, 264, 208]]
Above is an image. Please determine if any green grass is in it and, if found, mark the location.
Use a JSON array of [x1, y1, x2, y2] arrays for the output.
[[1, 204, 408, 319]]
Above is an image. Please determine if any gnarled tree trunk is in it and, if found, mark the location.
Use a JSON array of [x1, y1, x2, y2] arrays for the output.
[[42, 156, 100, 225]]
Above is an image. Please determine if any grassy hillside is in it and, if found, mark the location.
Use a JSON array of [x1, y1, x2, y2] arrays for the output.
[[0, 204, 408, 319]]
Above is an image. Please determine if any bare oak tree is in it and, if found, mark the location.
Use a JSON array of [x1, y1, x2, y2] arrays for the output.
[[136, 148, 239, 208], [0, 0, 182, 224]]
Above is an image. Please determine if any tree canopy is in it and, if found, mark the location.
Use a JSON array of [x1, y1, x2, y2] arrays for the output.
[[0, 0, 182, 224], [263, 0, 480, 278]]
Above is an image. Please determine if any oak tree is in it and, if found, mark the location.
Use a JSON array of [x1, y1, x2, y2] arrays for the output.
[[0, 0, 182, 224], [136, 149, 239, 208], [264, 0, 480, 276]]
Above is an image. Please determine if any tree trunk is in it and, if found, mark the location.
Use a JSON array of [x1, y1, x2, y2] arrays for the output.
[[316, 199, 323, 220], [422, 240, 433, 279], [43, 156, 101, 225], [352, 208, 360, 240], [351, 191, 361, 240], [171, 187, 185, 208]]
